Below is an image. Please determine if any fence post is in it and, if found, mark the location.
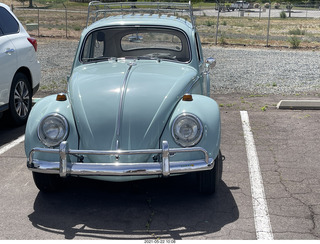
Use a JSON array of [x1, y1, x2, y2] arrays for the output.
[[215, 2, 220, 45], [266, 1, 271, 47], [305, 3, 308, 18], [37, 8, 40, 37], [259, 6, 261, 20], [63, 3, 68, 38]]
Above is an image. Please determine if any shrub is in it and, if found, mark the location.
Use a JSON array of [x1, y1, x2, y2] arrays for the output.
[[288, 28, 306, 35], [205, 20, 215, 26], [274, 3, 281, 9], [219, 32, 227, 45], [73, 26, 81, 31], [288, 36, 301, 48], [280, 11, 287, 18]]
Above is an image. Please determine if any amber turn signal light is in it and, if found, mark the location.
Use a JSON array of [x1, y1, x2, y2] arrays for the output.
[[182, 94, 193, 101], [56, 93, 67, 101]]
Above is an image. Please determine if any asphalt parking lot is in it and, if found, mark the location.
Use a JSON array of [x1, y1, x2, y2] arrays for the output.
[[0, 93, 319, 240], [217, 93, 320, 239]]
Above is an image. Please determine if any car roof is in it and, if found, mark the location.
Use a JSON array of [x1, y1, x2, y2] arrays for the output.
[[0, 3, 13, 12], [85, 14, 193, 35]]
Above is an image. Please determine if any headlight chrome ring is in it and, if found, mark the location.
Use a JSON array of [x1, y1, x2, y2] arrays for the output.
[[37, 113, 69, 147], [172, 113, 203, 147]]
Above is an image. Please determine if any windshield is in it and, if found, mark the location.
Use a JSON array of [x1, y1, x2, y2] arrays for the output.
[[81, 26, 190, 63]]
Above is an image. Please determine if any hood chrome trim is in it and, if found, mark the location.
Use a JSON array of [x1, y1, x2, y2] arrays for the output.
[[116, 61, 137, 151]]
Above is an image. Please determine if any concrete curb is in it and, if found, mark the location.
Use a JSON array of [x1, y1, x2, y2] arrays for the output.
[[277, 100, 320, 110]]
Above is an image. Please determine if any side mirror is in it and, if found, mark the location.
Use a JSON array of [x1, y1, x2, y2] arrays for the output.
[[206, 57, 216, 69]]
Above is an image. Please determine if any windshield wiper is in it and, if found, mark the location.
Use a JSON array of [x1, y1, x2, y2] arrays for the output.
[[137, 56, 158, 60], [122, 56, 157, 61], [82, 56, 116, 63]]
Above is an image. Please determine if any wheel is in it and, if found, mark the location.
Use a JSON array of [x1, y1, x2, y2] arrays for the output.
[[8, 73, 32, 126], [198, 150, 223, 195], [32, 172, 65, 192]]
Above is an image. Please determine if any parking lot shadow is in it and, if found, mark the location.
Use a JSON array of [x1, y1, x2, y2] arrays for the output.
[[28, 174, 238, 240], [0, 116, 25, 147]]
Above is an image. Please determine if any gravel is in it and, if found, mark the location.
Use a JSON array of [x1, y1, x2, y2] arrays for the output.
[[205, 46, 320, 95], [37, 38, 320, 96], [37, 39, 79, 94]]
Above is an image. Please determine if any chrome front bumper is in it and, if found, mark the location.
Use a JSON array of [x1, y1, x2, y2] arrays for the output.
[[27, 141, 214, 178]]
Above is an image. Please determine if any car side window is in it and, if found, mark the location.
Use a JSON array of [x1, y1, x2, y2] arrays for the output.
[[0, 7, 19, 36]]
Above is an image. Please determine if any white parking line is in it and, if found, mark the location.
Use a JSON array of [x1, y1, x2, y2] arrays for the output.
[[0, 135, 25, 155], [240, 111, 274, 240]]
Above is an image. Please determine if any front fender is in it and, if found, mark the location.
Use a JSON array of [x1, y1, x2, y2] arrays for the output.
[[25, 95, 78, 161], [161, 94, 221, 160]]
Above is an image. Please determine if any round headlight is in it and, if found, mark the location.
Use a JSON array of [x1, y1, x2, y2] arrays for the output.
[[38, 113, 69, 147], [172, 113, 203, 147]]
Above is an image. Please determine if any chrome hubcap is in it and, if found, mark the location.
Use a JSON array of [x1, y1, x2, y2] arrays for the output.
[[14, 81, 30, 118]]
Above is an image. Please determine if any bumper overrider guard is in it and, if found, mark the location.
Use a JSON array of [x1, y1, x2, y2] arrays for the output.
[[27, 141, 214, 178]]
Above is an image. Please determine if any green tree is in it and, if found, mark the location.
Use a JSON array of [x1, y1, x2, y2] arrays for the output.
[[22, 0, 33, 8]]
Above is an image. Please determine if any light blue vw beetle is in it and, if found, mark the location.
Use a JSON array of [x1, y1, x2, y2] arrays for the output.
[[25, 1, 222, 194]]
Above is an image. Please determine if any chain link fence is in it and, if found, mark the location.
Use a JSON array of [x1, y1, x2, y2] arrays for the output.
[[12, 2, 320, 48], [13, 7, 87, 39], [195, 2, 320, 48]]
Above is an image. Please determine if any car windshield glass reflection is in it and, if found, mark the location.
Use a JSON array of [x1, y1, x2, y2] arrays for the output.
[[81, 27, 190, 63]]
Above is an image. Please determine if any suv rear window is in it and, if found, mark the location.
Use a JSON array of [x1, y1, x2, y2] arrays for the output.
[[0, 7, 19, 35]]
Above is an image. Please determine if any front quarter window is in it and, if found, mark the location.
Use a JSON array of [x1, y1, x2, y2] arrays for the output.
[[82, 31, 106, 62]]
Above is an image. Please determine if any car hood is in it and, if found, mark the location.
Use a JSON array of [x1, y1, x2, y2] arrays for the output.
[[69, 60, 197, 162]]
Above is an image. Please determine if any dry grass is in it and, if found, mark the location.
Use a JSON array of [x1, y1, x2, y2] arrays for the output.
[[197, 16, 320, 49]]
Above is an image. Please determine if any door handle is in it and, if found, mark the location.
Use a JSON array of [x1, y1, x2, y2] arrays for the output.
[[5, 48, 15, 55]]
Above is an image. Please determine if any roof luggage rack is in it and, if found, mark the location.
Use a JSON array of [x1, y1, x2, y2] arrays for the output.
[[86, 1, 195, 28]]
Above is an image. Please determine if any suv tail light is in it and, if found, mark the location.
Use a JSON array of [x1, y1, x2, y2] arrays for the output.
[[27, 37, 37, 52]]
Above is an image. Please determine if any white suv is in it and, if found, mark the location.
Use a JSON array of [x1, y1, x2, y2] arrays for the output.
[[0, 3, 40, 125]]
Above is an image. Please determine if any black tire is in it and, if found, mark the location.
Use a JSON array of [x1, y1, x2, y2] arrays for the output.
[[8, 72, 32, 126], [198, 150, 223, 195], [32, 172, 65, 192]]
